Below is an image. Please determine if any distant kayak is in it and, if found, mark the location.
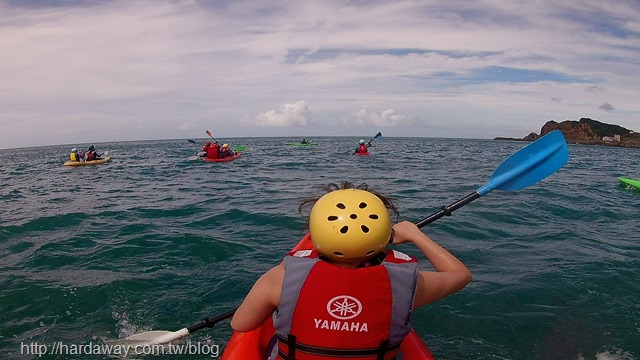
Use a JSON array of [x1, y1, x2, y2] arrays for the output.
[[284, 141, 317, 147], [203, 152, 241, 163], [63, 156, 111, 166], [618, 177, 640, 190], [354, 152, 371, 156]]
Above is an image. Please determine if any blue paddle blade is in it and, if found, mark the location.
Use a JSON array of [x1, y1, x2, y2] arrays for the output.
[[477, 130, 568, 196]]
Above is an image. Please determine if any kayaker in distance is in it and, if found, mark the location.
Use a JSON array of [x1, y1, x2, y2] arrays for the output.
[[85, 145, 102, 161], [219, 143, 235, 158], [69, 148, 83, 162], [353, 139, 369, 155], [231, 182, 472, 359], [301, 138, 309, 144], [205, 141, 220, 159], [202, 142, 211, 155]]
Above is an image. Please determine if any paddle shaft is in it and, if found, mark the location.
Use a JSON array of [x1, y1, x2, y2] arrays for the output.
[[187, 308, 237, 333], [367, 131, 382, 146], [415, 192, 480, 228], [205, 130, 218, 143]]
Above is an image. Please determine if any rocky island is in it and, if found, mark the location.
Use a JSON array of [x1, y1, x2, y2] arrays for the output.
[[495, 118, 640, 148]]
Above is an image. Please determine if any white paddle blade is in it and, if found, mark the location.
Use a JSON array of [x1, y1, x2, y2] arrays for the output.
[[111, 328, 189, 346]]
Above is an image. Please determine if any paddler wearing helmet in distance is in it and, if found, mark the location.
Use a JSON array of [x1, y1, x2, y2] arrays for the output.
[[354, 138, 369, 155], [69, 148, 82, 162], [231, 181, 472, 360], [219, 143, 235, 159]]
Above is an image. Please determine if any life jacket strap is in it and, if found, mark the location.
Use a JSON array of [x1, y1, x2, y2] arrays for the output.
[[277, 334, 399, 359]]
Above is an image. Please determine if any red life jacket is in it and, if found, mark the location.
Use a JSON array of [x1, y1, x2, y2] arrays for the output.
[[274, 249, 419, 360], [207, 144, 219, 159], [356, 144, 368, 154]]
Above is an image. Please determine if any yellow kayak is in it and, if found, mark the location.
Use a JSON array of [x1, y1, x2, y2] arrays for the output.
[[63, 156, 111, 166]]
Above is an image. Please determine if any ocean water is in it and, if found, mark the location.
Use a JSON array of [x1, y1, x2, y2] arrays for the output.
[[0, 137, 638, 360]]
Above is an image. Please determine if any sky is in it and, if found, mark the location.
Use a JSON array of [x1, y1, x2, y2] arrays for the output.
[[2, 0, 640, 149]]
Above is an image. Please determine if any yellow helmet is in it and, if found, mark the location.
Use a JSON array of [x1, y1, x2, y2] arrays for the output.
[[222, 143, 229, 148], [309, 189, 392, 262]]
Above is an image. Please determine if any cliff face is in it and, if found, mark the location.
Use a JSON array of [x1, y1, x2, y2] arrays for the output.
[[504, 118, 640, 148]]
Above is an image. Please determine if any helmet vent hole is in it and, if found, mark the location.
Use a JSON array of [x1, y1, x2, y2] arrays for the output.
[[350, 214, 357, 219], [334, 252, 345, 257], [336, 203, 346, 209], [361, 225, 370, 233], [327, 216, 339, 221], [340, 226, 349, 234], [359, 202, 367, 209], [369, 214, 379, 219]]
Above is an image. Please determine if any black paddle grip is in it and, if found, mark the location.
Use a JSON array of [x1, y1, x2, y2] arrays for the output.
[[415, 192, 481, 228], [187, 308, 237, 333]]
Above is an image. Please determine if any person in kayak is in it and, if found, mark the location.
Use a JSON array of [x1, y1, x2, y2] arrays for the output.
[[231, 182, 472, 360], [85, 145, 102, 161], [206, 141, 220, 159], [353, 139, 369, 154], [69, 148, 82, 162], [219, 143, 234, 158], [301, 138, 309, 144]]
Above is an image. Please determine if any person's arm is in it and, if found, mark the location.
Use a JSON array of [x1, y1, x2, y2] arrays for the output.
[[231, 264, 284, 332], [391, 221, 472, 308]]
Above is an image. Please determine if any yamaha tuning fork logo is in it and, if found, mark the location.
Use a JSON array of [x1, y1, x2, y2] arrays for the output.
[[313, 295, 369, 332], [326, 295, 362, 320]]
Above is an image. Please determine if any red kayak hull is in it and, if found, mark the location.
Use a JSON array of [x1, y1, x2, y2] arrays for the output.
[[221, 233, 434, 360], [203, 152, 242, 162]]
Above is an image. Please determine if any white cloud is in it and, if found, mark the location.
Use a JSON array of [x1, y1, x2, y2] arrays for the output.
[[256, 101, 311, 127], [353, 106, 417, 127]]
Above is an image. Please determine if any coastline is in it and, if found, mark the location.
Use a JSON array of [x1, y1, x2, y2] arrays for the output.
[[494, 136, 640, 149]]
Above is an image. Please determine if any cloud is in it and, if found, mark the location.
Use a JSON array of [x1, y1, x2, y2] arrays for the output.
[[599, 103, 614, 112], [1, 0, 640, 148], [256, 101, 311, 127], [586, 86, 604, 93], [352, 106, 418, 127], [179, 121, 196, 130]]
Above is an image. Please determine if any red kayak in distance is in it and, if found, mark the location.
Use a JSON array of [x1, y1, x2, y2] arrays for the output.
[[221, 233, 435, 360], [203, 152, 242, 162]]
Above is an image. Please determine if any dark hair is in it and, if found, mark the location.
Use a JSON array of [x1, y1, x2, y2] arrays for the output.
[[298, 181, 399, 228]]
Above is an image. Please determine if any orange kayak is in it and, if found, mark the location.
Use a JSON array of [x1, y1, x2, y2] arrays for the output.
[[221, 233, 435, 360]]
